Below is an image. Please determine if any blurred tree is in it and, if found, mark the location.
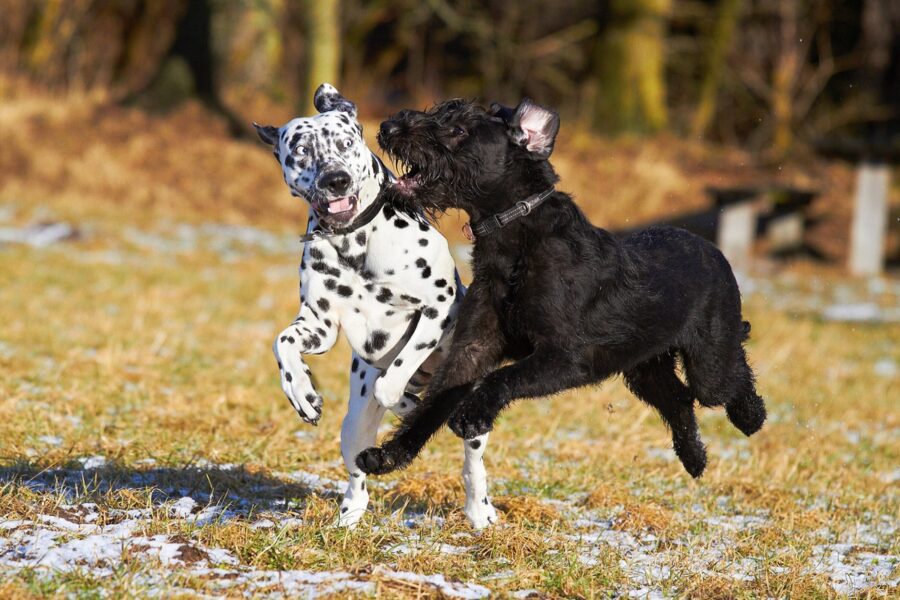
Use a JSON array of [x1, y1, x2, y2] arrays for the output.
[[730, 0, 870, 157], [691, 0, 742, 137], [303, 0, 341, 113], [591, 0, 671, 133], [0, 0, 185, 96]]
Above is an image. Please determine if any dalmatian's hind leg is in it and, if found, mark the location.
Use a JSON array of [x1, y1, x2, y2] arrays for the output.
[[338, 355, 386, 527]]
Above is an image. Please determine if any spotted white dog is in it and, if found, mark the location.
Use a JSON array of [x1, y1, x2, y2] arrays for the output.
[[254, 84, 497, 528]]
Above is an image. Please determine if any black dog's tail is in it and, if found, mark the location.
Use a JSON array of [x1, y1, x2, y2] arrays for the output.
[[741, 321, 751, 342]]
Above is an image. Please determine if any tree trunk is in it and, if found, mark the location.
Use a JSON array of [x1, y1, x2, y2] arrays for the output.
[[691, 0, 742, 137], [770, 0, 799, 158], [592, 0, 671, 133], [302, 0, 341, 114]]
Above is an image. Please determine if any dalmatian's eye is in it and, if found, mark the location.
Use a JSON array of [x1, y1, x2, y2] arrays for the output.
[[296, 146, 309, 156], [341, 138, 353, 150]]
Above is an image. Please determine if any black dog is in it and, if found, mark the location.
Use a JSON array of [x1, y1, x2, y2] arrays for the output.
[[356, 98, 766, 479]]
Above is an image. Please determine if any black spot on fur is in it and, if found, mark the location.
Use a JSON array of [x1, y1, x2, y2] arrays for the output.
[[351, 358, 359, 372], [421, 266, 432, 278], [394, 219, 409, 229], [469, 439, 481, 449], [311, 261, 341, 277], [376, 288, 393, 303], [285, 372, 293, 382], [418, 238, 428, 246], [370, 330, 388, 351], [337, 285, 353, 297], [422, 307, 439, 319], [317, 298, 330, 312]]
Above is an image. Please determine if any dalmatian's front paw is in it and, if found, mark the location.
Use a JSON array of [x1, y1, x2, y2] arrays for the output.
[[448, 404, 494, 440], [274, 339, 322, 425]]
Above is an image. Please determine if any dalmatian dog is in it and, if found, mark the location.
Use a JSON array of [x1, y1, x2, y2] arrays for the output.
[[253, 84, 497, 529]]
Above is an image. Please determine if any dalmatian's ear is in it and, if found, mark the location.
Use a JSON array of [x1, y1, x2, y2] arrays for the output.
[[253, 122, 280, 147], [507, 98, 560, 160], [313, 83, 357, 118]]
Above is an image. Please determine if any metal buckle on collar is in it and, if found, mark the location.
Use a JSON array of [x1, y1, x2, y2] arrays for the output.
[[516, 200, 532, 215]]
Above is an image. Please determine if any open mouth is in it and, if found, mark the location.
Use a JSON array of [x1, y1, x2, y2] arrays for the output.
[[394, 164, 422, 194], [313, 195, 358, 221]]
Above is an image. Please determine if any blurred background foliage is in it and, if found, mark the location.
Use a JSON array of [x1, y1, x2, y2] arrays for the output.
[[0, 0, 897, 158]]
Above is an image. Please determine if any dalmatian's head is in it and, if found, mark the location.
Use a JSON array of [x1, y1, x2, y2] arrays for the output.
[[254, 84, 387, 228]]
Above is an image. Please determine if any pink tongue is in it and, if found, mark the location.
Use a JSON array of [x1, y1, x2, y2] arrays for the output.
[[328, 197, 352, 213]]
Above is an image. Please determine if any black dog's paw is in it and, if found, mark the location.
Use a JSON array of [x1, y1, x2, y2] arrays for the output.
[[448, 407, 493, 440], [675, 444, 708, 479], [355, 447, 395, 475], [356, 443, 414, 475]]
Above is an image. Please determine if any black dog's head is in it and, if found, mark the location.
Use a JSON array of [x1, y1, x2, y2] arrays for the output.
[[377, 98, 560, 219]]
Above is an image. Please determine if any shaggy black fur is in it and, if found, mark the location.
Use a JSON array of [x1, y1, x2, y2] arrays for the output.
[[356, 98, 767, 479]]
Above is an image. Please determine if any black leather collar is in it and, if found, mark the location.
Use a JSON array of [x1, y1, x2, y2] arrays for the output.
[[471, 187, 555, 238]]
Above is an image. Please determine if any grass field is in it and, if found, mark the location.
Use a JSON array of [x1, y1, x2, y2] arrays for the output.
[[0, 97, 897, 598]]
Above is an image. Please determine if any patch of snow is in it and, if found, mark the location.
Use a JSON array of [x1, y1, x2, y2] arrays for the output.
[[250, 518, 276, 530], [704, 514, 769, 531], [626, 587, 668, 599], [0, 222, 79, 247], [37, 435, 63, 446], [873, 358, 897, 378], [168, 496, 197, 518], [374, 567, 490, 599], [78, 455, 107, 470], [811, 544, 899, 595], [879, 469, 900, 484], [37, 515, 95, 533], [645, 448, 676, 463], [822, 303, 884, 323]]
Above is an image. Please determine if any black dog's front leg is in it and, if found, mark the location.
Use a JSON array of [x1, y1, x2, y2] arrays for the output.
[[356, 282, 504, 475], [448, 349, 604, 440]]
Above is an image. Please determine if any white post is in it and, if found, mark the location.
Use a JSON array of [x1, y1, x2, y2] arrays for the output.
[[718, 202, 757, 275], [767, 212, 804, 253], [849, 162, 890, 276]]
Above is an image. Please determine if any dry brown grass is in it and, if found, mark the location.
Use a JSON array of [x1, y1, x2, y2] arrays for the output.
[[0, 93, 897, 598]]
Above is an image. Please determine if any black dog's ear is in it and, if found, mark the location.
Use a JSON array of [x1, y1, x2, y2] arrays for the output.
[[313, 83, 357, 117], [488, 102, 516, 123], [253, 122, 279, 146], [508, 99, 560, 160]]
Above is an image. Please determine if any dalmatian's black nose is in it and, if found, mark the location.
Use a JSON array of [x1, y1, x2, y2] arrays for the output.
[[318, 170, 352, 195]]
